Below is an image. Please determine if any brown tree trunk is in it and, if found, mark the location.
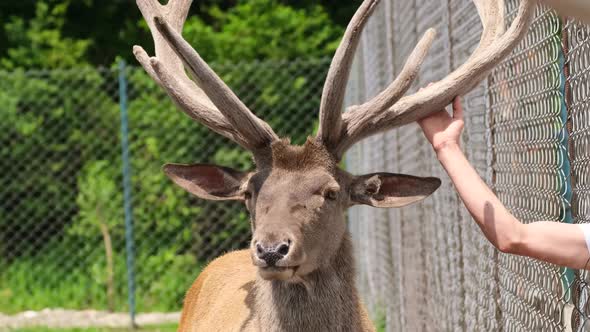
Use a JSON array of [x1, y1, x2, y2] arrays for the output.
[[99, 222, 115, 312]]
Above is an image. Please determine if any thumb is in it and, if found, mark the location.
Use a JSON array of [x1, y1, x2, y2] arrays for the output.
[[453, 97, 464, 120]]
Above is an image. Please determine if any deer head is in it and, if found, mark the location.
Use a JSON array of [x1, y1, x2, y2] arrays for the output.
[[134, 0, 535, 282]]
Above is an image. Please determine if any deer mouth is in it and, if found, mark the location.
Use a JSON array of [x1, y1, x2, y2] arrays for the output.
[[258, 266, 299, 281]]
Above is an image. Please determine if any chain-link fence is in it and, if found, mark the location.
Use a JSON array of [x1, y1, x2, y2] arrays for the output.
[[0, 58, 330, 318], [3, 1, 590, 331], [346, 0, 590, 331]]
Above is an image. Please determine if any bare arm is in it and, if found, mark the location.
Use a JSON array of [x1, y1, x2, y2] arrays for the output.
[[419, 97, 590, 270]]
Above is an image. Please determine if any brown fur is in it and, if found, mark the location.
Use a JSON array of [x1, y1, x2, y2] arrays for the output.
[[171, 140, 441, 331], [135, 1, 451, 330], [269, 138, 335, 171], [174, 140, 373, 331], [179, 236, 374, 332]]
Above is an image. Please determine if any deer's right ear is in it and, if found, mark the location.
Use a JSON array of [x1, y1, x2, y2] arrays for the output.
[[163, 164, 250, 201], [350, 173, 441, 208]]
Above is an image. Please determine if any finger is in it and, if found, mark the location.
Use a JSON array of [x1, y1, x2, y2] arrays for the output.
[[453, 96, 464, 120]]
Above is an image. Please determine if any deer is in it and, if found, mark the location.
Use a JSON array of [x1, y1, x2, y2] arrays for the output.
[[132, 0, 535, 331]]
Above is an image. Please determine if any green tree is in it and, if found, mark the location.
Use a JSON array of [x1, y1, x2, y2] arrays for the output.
[[0, 0, 358, 67], [0, 0, 122, 312], [0, 0, 117, 265], [72, 161, 124, 311], [180, 0, 343, 62], [0, 0, 335, 313], [1, 1, 90, 69]]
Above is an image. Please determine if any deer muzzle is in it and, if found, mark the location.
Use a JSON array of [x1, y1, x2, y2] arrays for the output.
[[251, 232, 305, 281]]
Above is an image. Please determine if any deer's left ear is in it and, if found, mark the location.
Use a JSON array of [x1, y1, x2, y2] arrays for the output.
[[350, 173, 441, 208], [163, 163, 250, 201]]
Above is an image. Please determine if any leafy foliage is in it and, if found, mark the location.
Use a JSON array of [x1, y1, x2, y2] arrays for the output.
[[0, 0, 332, 313], [1, 1, 91, 69], [0, 0, 358, 67], [181, 0, 342, 61]]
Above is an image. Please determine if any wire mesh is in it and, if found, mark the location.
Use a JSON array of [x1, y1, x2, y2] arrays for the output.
[[491, 4, 571, 332], [345, 0, 590, 331], [2, 1, 590, 331], [0, 67, 125, 313], [451, 0, 502, 331], [564, 16, 590, 332], [0, 57, 330, 315]]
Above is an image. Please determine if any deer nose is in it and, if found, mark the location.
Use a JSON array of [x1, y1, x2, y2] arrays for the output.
[[256, 241, 291, 267]]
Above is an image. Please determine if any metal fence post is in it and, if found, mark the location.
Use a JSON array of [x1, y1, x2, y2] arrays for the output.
[[559, 17, 575, 300], [118, 60, 137, 328]]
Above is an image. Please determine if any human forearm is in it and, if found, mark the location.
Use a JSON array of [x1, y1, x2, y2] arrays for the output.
[[520, 222, 589, 269], [436, 143, 590, 269], [419, 97, 590, 269], [436, 143, 522, 252]]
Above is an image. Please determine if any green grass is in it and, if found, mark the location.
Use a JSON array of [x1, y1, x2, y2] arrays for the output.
[[0, 248, 201, 313], [7, 324, 177, 332], [374, 307, 386, 332], [7, 311, 384, 332], [375, 318, 386, 332]]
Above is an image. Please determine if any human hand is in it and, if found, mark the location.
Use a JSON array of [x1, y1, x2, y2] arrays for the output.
[[418, 96, 464, 153]]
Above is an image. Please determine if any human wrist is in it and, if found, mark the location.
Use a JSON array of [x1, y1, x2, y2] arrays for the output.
[[434, 141, 461, 158]]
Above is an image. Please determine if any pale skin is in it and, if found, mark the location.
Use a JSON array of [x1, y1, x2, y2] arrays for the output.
[[418, 96, 590, 270]]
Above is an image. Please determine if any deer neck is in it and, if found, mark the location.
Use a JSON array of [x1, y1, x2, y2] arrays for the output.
[[253, 232, 366, 331]]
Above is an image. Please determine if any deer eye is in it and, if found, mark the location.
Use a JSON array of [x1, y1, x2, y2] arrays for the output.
[[324, 190, 338, 201], [244, 191, 253, 200]]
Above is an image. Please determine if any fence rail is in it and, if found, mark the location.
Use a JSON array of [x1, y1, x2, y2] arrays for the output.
[[345, 0, 590, 331]]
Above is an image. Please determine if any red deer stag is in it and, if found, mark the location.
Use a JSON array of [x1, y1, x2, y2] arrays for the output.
[[133, 0, 535, 330]]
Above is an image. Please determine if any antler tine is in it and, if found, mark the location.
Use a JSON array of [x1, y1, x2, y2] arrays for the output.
[[461, 0, 505, 93], [317, 0, 381, 148], [136, 0, 190, 75], [134, 0, 239, 143], [153, 17, 279, 150], [347, 29, 437, 127], [134, 0, 277, 152], [333, 0, 535, 159], [162, 0, 192, 24], [148, 56, 250, 147], [473, 0, 505, 54]]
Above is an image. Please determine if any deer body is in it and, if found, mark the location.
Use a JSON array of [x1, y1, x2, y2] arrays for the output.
[[180, 235, 374, 332], [133, 0, 536, 330]]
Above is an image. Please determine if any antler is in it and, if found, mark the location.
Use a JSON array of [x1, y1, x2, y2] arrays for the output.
[[133, 0, 278, 152], [318, 0, 535, 160], [317, 0, 381, 148], [317, 0, 436, 150]]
